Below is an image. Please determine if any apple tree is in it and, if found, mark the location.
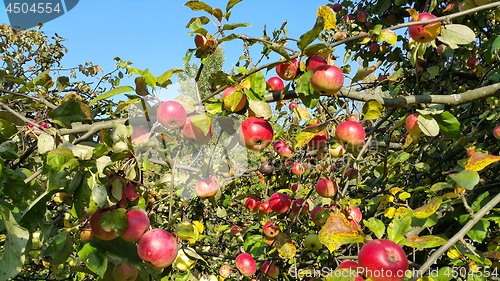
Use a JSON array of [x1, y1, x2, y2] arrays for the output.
[[1, 0, 500, 281]]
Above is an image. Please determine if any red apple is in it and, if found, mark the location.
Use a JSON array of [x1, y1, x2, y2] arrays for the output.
[[261, 261, 280, 279], [333, 31, 347, 40], [467, 57, 479, 68], [466, 147, 475, 158], [289, 102, 298, 110], [269, 193, 291, 214], [195, 178, 218, 199], [493, 125, 500, 140], [195, 34, 208, 48], [260, 201, 272, 214], [131, 126, 149, 145], [330, 143, 346, 158], [291, 163, 305, 175], [278, 145, 294, 158], [337, 261, 365, 281], [349, 115, 358, 122], [348, 206, 362, 222], [246, 196, 261, 212], [408, 13, 441, 43], [263, 221, 280, 238], [235, 253, 257, 277], [335, 121, 366, 150], [267, 77, 284, 92], [306, 56, 327, 71], [310, 65, 344, 96], [157, 101, 187, 130], [125, 184, 139, 201], [357, 11, 368, 22], [405, 113, 422, 137], [292, 198, 309, 214], [121, 210, 150, 242], [291, 184, 299, 193], [264, 236, 275, 246], [343, 15, 354, 22], [311, 206, 329, 225], [239, 117, 274, 151], [347, 168, 358, 179], [137, 228, 178, 269], [331, 3, 342, 12], [316, 178, 337, 198], [358, 239, 409, 281], [220, 264, 232, 278], [222, 87, 246, 112], [260, 160, 274, 176], [369, 43, 379, 53], [80, 224, 93, 241], [182, 115, 213, 145], [113, 262, 138, 281], [385, 13, 397, 26], [273, 140, 287, 153], [307, 124, 328, 149], [230, 225, 242, 236], [90, 208, 117, 241], [437, 44, 447, 55], [275, 59, 298, 81]]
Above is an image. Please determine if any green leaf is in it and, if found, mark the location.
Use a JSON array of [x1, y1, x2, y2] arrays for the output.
[[56, 76, 70, 93], [20, 190, 57, 231], [44, 147, 78, 191], [434, 111, 461, 139], [157, 68, 183, 86], [0, 205, 30, 281], [184, 1, 213, 14], [269, 43, 290, 60], [363, 218, 385, 239], [491, 36, 500, 55], [297, 16, 325, 50], [438, 24, 476, 46], [38, 132, 56, 154], [247, 70, 266, 99], [226, 0, 243, 11], [467, 218, 490, 242], [100, 209, 128, 236], [42, 232, 73, 264], [373, 0, 391, 14], [436, 267, 453, 281], [190, 114, 211, 135], [0, 141, 19, 160], [222, 23, 251, 31], [399, 235, 447, 251], [248, 99, 272, 119], [417, 114, 440, 137], [352, 65, 378, 84], [49, 100, 92, 128], [89, 86, 133, 107], [449, 169, 480, 190], [387, 215, 412, 243], [78, 244, 108, 277]]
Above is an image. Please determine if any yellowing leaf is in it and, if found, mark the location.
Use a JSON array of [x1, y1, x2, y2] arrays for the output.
[[390, 187, 403, 195], [417, 277, 435, 281], [423, 24, 441, 40], [234, 80, 251, 91], [318, 214, 364, 252], [192, 221, 204, 234], [379, 30, 397, 46], [376, 195, 394, 211], [466, 151, 500, 172], [384, 207, 396, 219], [484, 251, 500, 260], [413, 196, 443, 219], [317, 6, 336, 30], [407, 9, 419, 21], [399, 192, 411, 200], [274, 232, 296, 258], [294, 107, 311, 120], [362, 100, 383, 120], [352, 65, 378, 83], [295, 129, 327, 149], [395, 207, 412, 219], [400, 235, 447, 251], [447, 249, 461, 259]]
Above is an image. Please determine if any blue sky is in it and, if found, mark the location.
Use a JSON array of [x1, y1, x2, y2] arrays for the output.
[[0, 0, 351, 101]]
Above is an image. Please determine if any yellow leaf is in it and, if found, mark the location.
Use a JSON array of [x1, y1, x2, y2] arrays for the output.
[[192, 221, 204, 234], [447, 249, 461, 259], [357, 36, 371, 45], [444, 192, 459, 199], [380, 29, 397, 46], [399, 192, 411, 200], [318, 214, 364, 252], [376, 195, 394, 211], [390, 187, 403, 195], [384, 207, 396, 218], [395, 207, 412, 219], [417, 277, 435, 281], [317, 6, 336, 30], [407, 9, 419, 21], [466, 151, 500, 172], [294, 129, 327, 149], [294, 107, 311, 120], [423, 24, 441, 40], [274, 232, 296, 258], [234, 80, 251, 91], [413, 197, 443, 219]]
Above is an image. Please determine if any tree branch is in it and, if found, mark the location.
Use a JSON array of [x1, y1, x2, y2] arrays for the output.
[[0, 89, 57, 109]]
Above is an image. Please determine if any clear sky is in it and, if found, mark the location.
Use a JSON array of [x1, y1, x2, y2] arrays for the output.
[[0, 0, 351, 101]]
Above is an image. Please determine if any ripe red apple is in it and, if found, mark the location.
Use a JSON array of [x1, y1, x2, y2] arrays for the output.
[[331, 3, 342, 12], [273, 140, 287, 153], [222, 87, 246, 112], [113, 262, 138, 281], [90, 208, 117, 241], [405, 113, 422, 137], [311, 206, 328, 225], [493, 125, 500, 139], [195, 34, 208, 48], [157, 101, 187, 130], [182, 115, 213, 146], [260, 160, 274, 176], [347, 168, 358, 179], [467, 57, 479, 68], [335, 121, 366, 150], [348, 206, 362, 222], [264, 236, 275, 246], [338, 261, 365, 281], [385, 13, 397, 26], [316, 178, 337, 198], [311, 65, 344, 96], [246, 196, 261, 212], [278, 145, 294, 158], [275, 59, 298, 81], [369, 43, 379, 53], [291, 184, 299, 193], [239, 117, 274, 151], [292, 198, 309, 214], [269, 193, 291, 214], [121, 210, 150, 242], [408, 13, 441, 43], [131, 126, 149, 145], [306, 56, 327, 71], [267, 77, 284, 92], [358, 239, 409, 281], [220, 264, 232, 278], [291, 163, 305, 175], [466, 147, 475, 158], [126, 184, 139, 201], [289, 210, 299, 220], [289, 102, 298, 110], [230, 225, 242, 236], [137, 228, 178, 269], [195, 178, 218, 199], [263, 221, 280, 238], [235, 253, 257, 277], [307, 124, 328, 149], [260, 201, 272, 214], [261, 261, 280, 279], [343, 15, 354, 22], [357, 11, 368, 22], [437, 44, 447, 55], [80, 224, 93, 241]]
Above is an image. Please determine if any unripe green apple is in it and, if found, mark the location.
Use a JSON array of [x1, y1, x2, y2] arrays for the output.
[[304, 234, 322, 251]]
